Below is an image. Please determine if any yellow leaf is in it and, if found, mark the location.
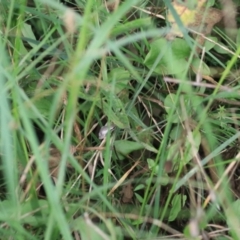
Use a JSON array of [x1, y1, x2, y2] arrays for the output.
[[167, 0, 207, 37], [166, 0, 222, 51]]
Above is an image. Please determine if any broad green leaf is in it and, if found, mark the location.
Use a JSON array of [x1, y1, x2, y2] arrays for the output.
[[191, 58, 210, 76], [114, 140, 144, 156], [134, 184, 145, 191], [170, 125, 183, 140], [108, 68, 131, 94], [144, 38, 190, 75], [21, 23, 37, 48], [171, 38, 192, 58], [134, 193, 144, 203], [164, 93, 178, 114], [214, 44, 229, 54], [108, 67, 131, 81], [204, 36, 218, 51], [183, 95, 203, 113], [169, 194, 187, 222], [187, 95, 203, 111]]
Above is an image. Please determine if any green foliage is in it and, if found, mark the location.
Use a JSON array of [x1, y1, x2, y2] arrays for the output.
[[164, 93, 202, 123], [191, 57, 211, 76], [168, 194, 187, 222], [167, 127, 201, 165], [1, 0, 240, 239], [204, 36, 218, 51], [144, 38, 191, 75], [114, 140, 144, 159]]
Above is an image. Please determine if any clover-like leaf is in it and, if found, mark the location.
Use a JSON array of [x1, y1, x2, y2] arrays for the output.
[[144, 38, 190, 75]]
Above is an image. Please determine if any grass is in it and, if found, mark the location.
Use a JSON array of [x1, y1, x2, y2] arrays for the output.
[[1, 0, 240, 239]]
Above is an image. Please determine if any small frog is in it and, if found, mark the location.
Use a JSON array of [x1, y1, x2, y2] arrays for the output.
[[98, 123, 115, 139]]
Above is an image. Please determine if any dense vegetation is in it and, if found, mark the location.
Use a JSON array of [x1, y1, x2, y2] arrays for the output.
[[1, 0, 240, 239]]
